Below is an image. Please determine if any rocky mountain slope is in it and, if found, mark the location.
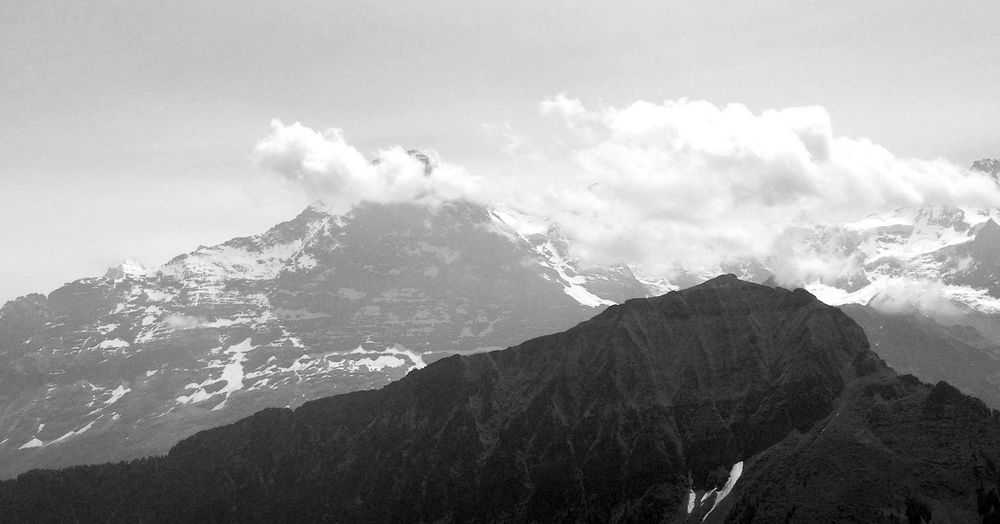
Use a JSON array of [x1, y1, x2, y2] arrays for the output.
[[3, 276, 1000, 522], [0, 199, 652, 478], [842, 303, 1000, 409]]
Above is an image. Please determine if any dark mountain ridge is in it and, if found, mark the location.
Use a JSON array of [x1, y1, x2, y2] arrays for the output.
[[3, 276, 1000, 522]]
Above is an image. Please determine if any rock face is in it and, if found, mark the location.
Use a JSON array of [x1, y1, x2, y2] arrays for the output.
[[0, 200, 651, 478], [4, 276, 1000, 523]]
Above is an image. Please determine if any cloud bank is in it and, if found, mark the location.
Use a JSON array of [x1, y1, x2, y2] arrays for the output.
[[253, 98, 1000, 284], [525, 96, 1000, 277]]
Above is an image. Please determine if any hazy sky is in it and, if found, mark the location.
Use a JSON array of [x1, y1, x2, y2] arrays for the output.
[[2, 1, 999, 302]]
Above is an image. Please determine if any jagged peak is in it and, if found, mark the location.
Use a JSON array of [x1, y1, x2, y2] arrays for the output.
[[406, 148, 438, 175], [104, 258, 146, 280]]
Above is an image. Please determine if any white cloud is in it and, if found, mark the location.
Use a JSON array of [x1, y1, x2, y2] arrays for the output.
[[254, 99, 1000, 286], [253, 120, 482, 214], [868, 279, 967, 317], [515, 95, 1000, 281]]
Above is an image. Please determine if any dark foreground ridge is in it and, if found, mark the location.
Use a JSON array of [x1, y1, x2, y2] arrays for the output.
[[3, 275, 1000, 522]]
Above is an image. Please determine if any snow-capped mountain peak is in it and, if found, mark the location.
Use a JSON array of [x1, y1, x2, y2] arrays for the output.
[[0, 199, 652, 478]]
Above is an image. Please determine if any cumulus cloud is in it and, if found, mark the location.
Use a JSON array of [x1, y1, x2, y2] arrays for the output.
[[253, 120, 482, 214], [520, 95, 1000, 280], [253, 98, 1000, 286]]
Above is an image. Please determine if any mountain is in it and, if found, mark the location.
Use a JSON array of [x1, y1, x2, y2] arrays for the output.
[[3, 276, 1000, 522], [0, 199, 653, 478], [783, 198, 1000, 410], [802, 204, 1000, 311], [638, 165, 1000, 317], [4, 157, 1000, 482], [841, 303, 1000, 409]]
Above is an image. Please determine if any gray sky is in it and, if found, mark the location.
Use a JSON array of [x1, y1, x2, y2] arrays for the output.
[[2, 1, 999, 303]]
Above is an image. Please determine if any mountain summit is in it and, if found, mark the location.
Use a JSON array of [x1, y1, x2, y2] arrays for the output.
[[0, 199, 651, 478], [4, 277, 999, 522]]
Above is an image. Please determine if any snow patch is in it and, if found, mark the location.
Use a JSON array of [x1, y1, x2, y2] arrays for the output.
[[176, 387, 215, 406], [845, 208, 914, 231], [704, 461, 744, 520], [383, 345, 427, 371], [159, 237, 307, 282], [202, 317, 247, 328], [218, 338, 254, 395], [350, 344, 426, 372], [345, 355, 406, 372], [19, 438, 43, 450], [97, 338, 130, 349], [95, 323, 118, 334], [176, 338, 255, 407], [119, 258, 146, 276], [536, 241, 616, 308], [51, 420, 96, 444], [488, 205, 551, 241], [164, 313, 256, 330], [105, 384, 130, 405]]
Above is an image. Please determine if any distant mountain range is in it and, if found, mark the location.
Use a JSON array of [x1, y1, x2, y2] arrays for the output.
[[799, 204, 1000, 311], [2, 157, 1000, 485], [4, 276, 1000, 522]]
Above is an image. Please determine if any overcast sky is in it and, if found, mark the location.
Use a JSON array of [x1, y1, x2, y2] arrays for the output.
[[2, 1, 999, 302]]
